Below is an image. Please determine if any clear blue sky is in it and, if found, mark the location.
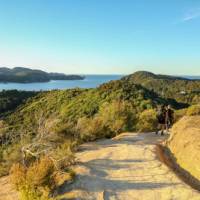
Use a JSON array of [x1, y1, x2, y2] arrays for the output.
[[0, 0, 200, 75]]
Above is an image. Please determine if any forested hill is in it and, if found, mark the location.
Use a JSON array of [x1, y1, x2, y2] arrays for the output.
[[123, 71, 200, 104], [0, 71, 197, 199], [0, 76, 180, 176], [0, 67, 84, 83], [0, 90, 38, 117]]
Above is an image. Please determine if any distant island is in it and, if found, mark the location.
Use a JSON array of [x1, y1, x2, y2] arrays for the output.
[[0, 67, 85, 83]]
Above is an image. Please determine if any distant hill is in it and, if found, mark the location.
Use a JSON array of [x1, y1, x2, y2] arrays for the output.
[[123, 71, 200, 104], [0, 67, 84, 83]]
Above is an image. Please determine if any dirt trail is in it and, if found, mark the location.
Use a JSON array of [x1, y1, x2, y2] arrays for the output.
[[0, 176, 19, 200], [60, 132, 200, 200], [0, 132, 200, 200]]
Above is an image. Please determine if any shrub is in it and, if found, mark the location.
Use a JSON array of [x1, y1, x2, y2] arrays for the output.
[[192, 94, 200, 104], [139, 100, 153, 110], [51, 142, 75, 170], [0, 143, 22, 177], [76, 116, 106, 141], [53, 169, 76, 187], [75, 100, 137, 141], [26, 156, 55, 188], [3, 143, 22, 164], [98, 100, 136, 134], [186, 104, 200, 116], [10, 163, 27, 190], [136, 109, 157, 132], [53, 121, 75, 138], [10, 156, 56, 200], [174, 108, 187, 122]]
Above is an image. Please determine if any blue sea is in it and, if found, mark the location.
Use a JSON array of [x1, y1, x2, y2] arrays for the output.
[[0, 74, 199, 91], [184, 76, 200, 80], [0, 75, 124, 91]]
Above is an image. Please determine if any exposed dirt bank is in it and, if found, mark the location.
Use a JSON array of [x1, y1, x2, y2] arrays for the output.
[[167, 116, 200, 181]]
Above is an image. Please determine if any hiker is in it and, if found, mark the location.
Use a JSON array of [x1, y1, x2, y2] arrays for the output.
[[165, 105, 174, 132], [155, 105, 166, 136]]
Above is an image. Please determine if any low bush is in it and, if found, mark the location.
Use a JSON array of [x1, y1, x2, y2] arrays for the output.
[[0, 143, 22, 177], [186, 104, 200, 116], [136, 109, 157, 132], [51, 142, 75, 170], [10, 156, 56, 200], [76, 116, 107, 141], [75, 100, 137, 141], [53, 169, 75, 187], [174, 108, 187, 122], [98, 100, 136, 135]]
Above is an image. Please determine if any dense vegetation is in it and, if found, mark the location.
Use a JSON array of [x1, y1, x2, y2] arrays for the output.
[[0, 71, 198, 199], [0, 90, 38, 117], [0, 67, 84, 83], [123, 71, 200, 105], [0, 78, 173, 173]]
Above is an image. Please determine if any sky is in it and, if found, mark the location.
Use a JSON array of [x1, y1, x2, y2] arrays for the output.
[[0, 0, 200, 75]]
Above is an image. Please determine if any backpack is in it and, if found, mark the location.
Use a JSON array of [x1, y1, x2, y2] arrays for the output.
[[156, 108, 165, 121]]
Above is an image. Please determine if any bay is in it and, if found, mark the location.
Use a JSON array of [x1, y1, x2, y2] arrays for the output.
[[0, 74, 199, 91], [0, 75, 124, 91], [184, 76, 200, 80]]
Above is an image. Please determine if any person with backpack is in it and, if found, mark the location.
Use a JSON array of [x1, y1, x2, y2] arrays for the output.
[[165, 105, 174, 132], [155, 105, 166, 136]]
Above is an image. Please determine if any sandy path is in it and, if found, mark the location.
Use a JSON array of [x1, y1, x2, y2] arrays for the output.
[[0, 176, 19, 200], [0, 132, 200, 200], [60, 132, 200, 200]]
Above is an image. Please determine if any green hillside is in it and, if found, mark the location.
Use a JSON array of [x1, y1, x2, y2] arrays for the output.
[[123, 71, 200, 105], [0, 90, 38, 117], [0, 67, 84, 83], [0, 77, 175, 176], [0, 73, 196, 199]]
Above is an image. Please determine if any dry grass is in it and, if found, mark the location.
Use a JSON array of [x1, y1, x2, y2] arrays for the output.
[[10, 157, 56, 200]]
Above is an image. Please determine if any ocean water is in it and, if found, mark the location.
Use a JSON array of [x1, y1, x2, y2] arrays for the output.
[[0, 74, 199, 91], [184, 76, 200, 80], [0, 75, 124, 91]]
